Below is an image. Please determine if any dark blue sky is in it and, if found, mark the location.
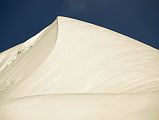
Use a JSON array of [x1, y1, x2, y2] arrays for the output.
[[0, 0, 159, 52]]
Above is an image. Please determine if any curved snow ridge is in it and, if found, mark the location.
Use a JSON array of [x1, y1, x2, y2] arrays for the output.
[[0, 18, 59, 96], [0, 16, 159, 100], [0, 16, 159, 120], [0, 25, 50, 73]]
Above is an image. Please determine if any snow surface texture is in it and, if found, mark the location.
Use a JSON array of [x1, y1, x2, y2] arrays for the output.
[[0, 16, 159, 120]]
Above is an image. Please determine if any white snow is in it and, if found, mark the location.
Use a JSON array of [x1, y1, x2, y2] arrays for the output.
[[0, 16, 159, 120]]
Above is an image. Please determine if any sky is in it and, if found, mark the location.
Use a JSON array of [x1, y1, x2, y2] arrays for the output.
[[0, 0, 159, 52]]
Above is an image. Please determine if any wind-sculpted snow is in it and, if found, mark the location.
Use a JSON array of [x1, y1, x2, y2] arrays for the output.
[[0, 93, 159, 120], [0, 16, 159, 120]]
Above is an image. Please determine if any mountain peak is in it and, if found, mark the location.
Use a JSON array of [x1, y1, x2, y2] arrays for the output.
[[0, 17, 159, 99]]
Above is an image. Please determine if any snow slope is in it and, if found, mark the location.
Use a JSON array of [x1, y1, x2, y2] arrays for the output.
[[0, 16, 159, 120]]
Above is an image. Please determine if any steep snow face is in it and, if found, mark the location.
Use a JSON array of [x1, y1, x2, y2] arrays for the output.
[[0, 16, 159, 99], [0, 25, 49, 72], [0, 16, 159, 120], [0, 19, 58, 98]]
